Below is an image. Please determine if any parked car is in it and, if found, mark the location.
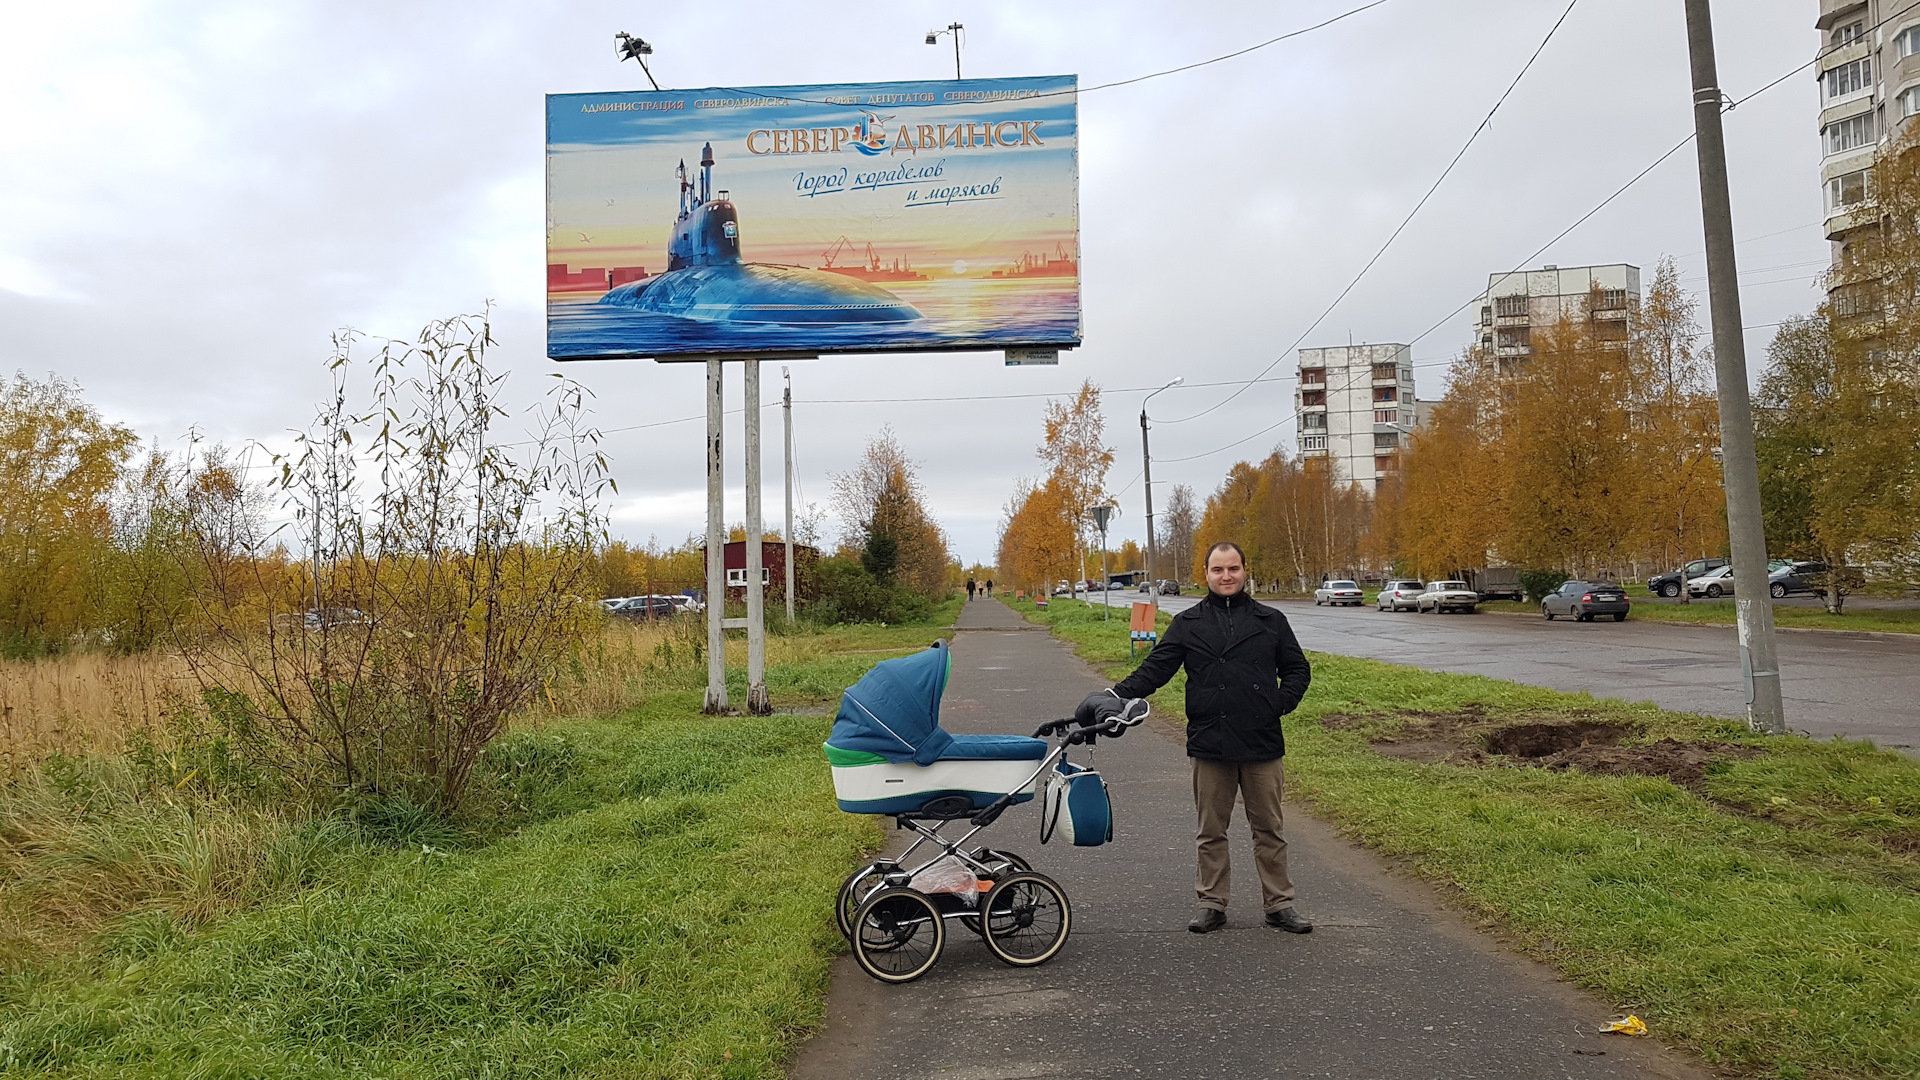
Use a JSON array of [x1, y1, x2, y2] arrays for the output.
[[1769, 561, 1828, 598], [1052, 580, 1072, 596], [1541, 580, 1629, 622], [1375, 579, 1425, 612], [598, 597, 632, 612], [614, 595, 680, 619], [1314, 580, 1365, 606], [1687, 564, 1736, 598], [1649, 557, 1728, 598], [1155, 579, 1181, 595], [302, 607, 368, 630], [1416, 581, 1479, 614]]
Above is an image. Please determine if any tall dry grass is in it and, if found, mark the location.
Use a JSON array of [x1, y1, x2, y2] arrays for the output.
[[0, 651, 193, 774]]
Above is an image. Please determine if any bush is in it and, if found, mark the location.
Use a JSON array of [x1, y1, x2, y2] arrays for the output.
[[1519, 568, 1570, 602], [806, 556, 930, 625]]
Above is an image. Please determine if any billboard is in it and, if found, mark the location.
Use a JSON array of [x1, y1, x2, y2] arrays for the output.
[[545, 75, 1079, 361]]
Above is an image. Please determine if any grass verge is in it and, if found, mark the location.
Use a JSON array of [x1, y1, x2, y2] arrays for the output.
[[1478, 597, 1920, 635], [1007, 596, 1920, 1080], [0, 604, 960, 1078]]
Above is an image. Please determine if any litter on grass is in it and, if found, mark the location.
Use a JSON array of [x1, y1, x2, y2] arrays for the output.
[[1600, 1015, 1648, 1036]]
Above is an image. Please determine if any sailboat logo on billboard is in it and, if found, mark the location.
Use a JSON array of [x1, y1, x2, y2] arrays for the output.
[[545, 75, 1080, 360]]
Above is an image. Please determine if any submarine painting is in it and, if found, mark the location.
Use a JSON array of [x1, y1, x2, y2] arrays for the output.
[[545, 76, 1079, 361]]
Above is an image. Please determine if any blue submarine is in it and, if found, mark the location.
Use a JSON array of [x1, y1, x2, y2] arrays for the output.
[[602, 143, 924, 324]]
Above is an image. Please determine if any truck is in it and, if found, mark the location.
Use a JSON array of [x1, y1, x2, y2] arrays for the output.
[[1465, 566, 1523, 603]]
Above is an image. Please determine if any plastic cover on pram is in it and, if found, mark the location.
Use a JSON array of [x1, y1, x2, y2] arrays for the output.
[[823, 641, 1048, 814]]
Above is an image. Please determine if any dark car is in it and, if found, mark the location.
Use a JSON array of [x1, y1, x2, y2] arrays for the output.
[[1768, 561, 1829, 598], [1648, 557, 1728, 599], [1542, 581, 1630, 622], [614, 595, 679, 619], [1155, 580, 1181, 595]]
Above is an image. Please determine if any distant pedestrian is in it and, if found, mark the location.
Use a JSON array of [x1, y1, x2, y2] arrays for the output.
[[1078, 541, 1313, 935], [984, 578, 993, 598], [966, 577, 976, 601]]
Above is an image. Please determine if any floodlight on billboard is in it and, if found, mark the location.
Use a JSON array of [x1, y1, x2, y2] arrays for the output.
[[545, 75, 1080, 361]]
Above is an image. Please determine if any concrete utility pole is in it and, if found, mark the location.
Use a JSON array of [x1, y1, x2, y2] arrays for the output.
[[745, 360, 769, 714], [1090, 504, 1115, 620], [1683, 0, 1785, 734], [1140, 377, 1182, 603], [703, 359, 727, 713], [783, 366, 796, 624]]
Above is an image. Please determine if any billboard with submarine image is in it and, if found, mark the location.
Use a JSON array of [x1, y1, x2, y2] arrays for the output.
[[545, 75, 1079, 360]]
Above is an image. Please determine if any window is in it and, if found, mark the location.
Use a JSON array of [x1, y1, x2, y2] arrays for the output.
[[1374, 409, 1398, 424], [1374, 455, 1400, 473], [725, 568, 772, 586], [1373, 386, 1398, 403], [1825, 57, 1870, 99], [1374, 432, 1400, 449], [1592, 288, 1629, 311], [1833, 282, 1878, 316], [1825, 112, 1875, 155], [1828, 169, 1868, 211], [1495, 326, 1532, 349], [1371, 363, 1397, 380], [1901, 87, 1920, 119], [1591, 317, 1630, 342], [1400, 367, 1413, 383], [1301, 435, 1327, 451], [1897, 25, 1920, 56], [1300, 411, 1327, 430], [1834, 20, 1865, 48], [1479, 306, 1492, 326], [1299, 367, 1324, 386], [1301, 390, 1325, 406], [1494, 295, 1528, 317]]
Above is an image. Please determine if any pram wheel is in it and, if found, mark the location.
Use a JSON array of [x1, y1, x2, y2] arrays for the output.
[[851, 887, 946, 983], [960, 850, 1032, 935], [835, 864, 889, 941], [980, 872, 1072, 967]]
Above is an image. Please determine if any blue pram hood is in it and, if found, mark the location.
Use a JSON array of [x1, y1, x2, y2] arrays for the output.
[[827, 640, 955, 766]]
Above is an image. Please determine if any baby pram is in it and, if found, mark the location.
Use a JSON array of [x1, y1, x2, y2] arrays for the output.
[[823, 640, 1147, 983]]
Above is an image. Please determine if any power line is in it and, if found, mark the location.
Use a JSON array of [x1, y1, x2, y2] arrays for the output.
[[696, 1, 1393, 111], [1159, 0, 1582, 427]]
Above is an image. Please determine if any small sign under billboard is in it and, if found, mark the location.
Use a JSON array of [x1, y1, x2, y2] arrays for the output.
[[546, 76, 1080, 361]]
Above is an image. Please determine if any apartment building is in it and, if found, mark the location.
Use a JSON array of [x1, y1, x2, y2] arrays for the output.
[[1295, 344, 1418, 495], [1816, 2, 1916, 297], [1468, 263, 1640, 369]]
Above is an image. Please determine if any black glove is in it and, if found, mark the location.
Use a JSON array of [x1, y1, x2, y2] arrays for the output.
[[1075, 689, 1126, 726]]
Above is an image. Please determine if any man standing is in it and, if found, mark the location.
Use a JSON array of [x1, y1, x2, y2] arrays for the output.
[[1084, 541, 1313, 934], [966, 576, 976, 602], [983, 577, 993, 598]]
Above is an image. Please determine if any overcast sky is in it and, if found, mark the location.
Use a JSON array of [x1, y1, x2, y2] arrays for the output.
[[1, 0, 1825, 565]]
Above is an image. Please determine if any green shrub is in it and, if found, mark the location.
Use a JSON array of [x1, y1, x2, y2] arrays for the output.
[[1519, 568, 1569, 602]]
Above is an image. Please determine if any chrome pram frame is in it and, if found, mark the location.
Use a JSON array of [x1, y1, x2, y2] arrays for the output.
[[835, 699, 1148, 983]]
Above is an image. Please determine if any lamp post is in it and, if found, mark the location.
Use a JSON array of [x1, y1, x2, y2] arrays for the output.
[[925, 23, 964, 79], [1140, 377, 1183, 603]]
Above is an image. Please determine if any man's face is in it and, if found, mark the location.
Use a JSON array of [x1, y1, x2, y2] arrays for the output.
[[1206, 548, 1247, 596]]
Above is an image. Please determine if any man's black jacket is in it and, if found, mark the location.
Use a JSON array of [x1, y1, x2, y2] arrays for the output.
[[1109, 590, 1311, 762]]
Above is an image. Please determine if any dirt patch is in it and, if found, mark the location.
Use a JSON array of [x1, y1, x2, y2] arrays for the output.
[[1884, 832, 1920, 856], [1486, 722, 1627, 758], [1531, 738, 1760, 789]]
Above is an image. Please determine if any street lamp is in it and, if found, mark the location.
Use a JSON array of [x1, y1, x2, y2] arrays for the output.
[[925, 23, 964, 79], [615, 32, 661, 91], [1140, 377, 1183, 603]]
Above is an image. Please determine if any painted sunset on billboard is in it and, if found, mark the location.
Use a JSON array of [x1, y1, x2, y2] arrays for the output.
[[545, 75, 1079, 360]]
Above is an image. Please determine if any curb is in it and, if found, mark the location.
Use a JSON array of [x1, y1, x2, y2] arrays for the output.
[[1468, 604, 1919, 642]]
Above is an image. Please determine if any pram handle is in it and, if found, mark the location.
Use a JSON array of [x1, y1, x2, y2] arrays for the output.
[[1030, 698, 1150, 740]]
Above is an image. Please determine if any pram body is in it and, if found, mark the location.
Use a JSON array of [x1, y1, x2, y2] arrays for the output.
[[823, 641, 1144, 983]]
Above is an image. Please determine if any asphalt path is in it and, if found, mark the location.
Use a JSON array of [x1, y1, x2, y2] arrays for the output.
[[789, 599, 1709, 1080], [1085, 591, 1920, 752]]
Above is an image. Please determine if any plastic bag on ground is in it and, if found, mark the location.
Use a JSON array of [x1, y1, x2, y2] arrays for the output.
[[909, 855, 985, 907], [1600, 1015, 1648, 1036]]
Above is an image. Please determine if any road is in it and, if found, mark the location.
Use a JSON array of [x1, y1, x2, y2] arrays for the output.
[[1084, 590, 1920, 751]]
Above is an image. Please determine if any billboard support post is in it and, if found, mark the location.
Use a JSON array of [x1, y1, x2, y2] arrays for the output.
[[783, 368, 796, 624], [745, 360, 770, 714], [704, 358, 728, 713]]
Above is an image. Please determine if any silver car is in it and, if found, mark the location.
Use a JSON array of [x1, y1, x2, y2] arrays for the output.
[[1375, 579, 1425, 612], [1416, 580, 1479, 614], [1314, 580, 1365, 606]]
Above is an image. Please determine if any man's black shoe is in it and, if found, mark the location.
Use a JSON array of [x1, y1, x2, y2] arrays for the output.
[[1265, 907, 1313, 934], [1188, 907, 1227, 934]]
